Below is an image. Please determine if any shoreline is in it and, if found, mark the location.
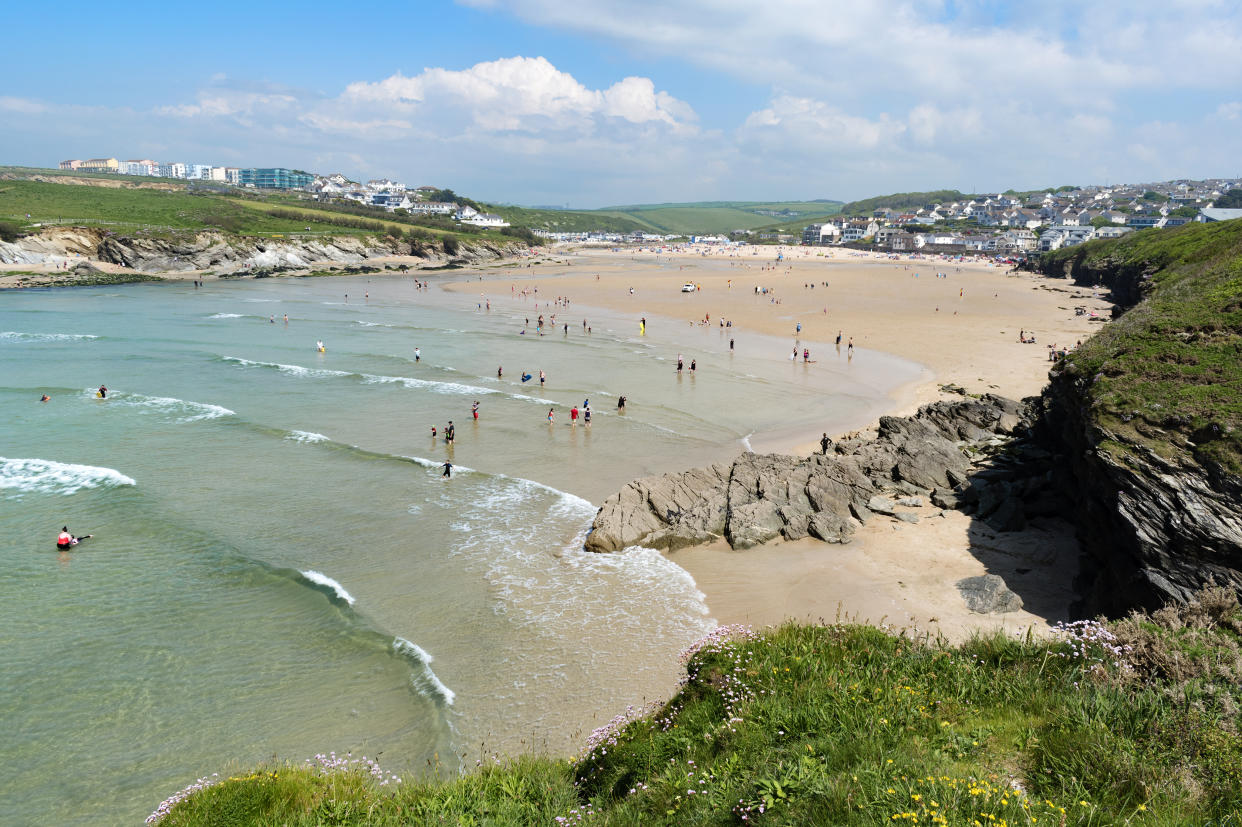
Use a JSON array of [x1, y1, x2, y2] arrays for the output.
[[444, 243, 1112, 641]]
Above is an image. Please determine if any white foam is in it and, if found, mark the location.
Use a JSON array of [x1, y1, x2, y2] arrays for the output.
[[360, 372, 499, 398], [393, 637, 457, 706], [1, 331, 98, 342], [355, 321, 393, 327], [285, 430, 329, 444], [0, 456, 136, 497], [223, 357, 351, 380], [299, 570, 356, 606], [102, 391, 234, 422]]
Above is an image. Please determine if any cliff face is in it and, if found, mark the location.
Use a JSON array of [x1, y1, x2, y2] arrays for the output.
[[1034, 221, 1242, 616], [0, 227, 526, 273]]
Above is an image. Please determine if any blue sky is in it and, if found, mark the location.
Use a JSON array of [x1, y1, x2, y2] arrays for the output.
[[2, 1, 1240, 206]]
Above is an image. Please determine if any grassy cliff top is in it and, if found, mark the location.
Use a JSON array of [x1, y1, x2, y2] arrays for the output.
[[151, 589, 1242, 825], [1044, 219, 1242, 476]]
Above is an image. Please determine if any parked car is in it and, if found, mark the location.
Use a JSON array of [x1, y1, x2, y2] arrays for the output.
[[681, 283, 696, 292]]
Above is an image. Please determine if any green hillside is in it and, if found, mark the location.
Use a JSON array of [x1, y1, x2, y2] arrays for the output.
[[151, 587, 1242, 825], [1040, 217, 1242, 475], [483, 204, 650, 234], [839, 190, 974, 216], [592, 200, 842, 235]]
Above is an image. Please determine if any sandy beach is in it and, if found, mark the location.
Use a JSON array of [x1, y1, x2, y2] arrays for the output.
[[451, 242, 1113, 641]]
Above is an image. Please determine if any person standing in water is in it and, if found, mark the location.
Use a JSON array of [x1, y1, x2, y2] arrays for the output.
[[97, 385, 107, 398], [445, 421, 455, 444], [547, 408, 555, 424], [414, 347, 421, 363], [539, 370, 546, 387], [617, 395, 626, 411], [690, 359, 696, 373], [583, 405, 591, 426], [570, 406, 579, 427], [441, 460, 453, 479], [472, 401, 479, 421]]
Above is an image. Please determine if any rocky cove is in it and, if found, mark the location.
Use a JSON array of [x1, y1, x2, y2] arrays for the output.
[[587, 221, 1242, 620], [0, 226, 528, 275]]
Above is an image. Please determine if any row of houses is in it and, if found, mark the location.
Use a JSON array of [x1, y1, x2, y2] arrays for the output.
[[804, 177, 1242, 253], [58, 157, 315, 189]]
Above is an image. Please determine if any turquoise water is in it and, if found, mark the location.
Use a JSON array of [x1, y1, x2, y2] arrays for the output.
[[0, 271, 920, 824]]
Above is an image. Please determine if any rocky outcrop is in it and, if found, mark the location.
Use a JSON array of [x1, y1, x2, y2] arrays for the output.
[[584, 394, 1051, 553], [956, 575, 1024, 613], [0, 226, 525, 273], [1039, 374, 1242, 616]]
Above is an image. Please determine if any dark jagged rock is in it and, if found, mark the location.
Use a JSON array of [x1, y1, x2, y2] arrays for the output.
[[584, 395, 1037, 553]]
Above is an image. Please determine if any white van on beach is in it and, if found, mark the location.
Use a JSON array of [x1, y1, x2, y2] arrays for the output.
[[681, 283, 696, 292]]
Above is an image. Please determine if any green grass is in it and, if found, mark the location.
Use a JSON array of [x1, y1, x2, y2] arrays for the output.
[[588, 201, 842, 235], [0, 179, 373, 237], [1040, 218, 1242, 475], [152, 589, 1242, 825], [838, 190, 976, 217]]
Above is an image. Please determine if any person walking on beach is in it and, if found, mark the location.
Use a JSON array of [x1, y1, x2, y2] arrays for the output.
[[445, 421, 455, 444], [570, 406, 579, 427], [847, 338, 854, 356], [729, 337, 735, 351], [441, 460, 453, 479], [547, 408, 555, 424], [820, 433, 831, 454]]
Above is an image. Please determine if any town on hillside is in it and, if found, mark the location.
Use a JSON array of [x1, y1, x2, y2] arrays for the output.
[[56, 157, 510, 229], [798, 179, 1242, 255]]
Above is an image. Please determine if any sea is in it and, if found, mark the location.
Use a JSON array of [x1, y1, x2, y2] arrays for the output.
[[0, 267, 922, 824]]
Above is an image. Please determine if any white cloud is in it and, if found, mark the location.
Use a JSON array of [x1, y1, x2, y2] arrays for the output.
[[0, 96, 48, 114], [1215, 101, 1242, 120], [338, 56, 695, 134], [742, 96, 897, 151]]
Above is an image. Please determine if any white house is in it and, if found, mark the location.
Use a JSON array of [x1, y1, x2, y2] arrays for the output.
[[409, 202, 456, 216], [462, 213, 510, 228]]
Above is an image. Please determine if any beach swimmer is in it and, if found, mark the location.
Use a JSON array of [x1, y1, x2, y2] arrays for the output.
[[547, 408, 555, 424], [414, 347, 421, 362], [445, 421, 455, 444], [539, 370, 546, 387], [431, 426, 437, 438], [617, 395, 626, 411], [441, 460, 453, 479], [472, 401, 479, 421], [56, 527, 92, 549], [583, 405, 591, 426], [40, 394, 50, 403], [316, 341, 325, 353], [521, 372, 532, 383], [97, 385, 107, 399], [497, 366, 503, 378]]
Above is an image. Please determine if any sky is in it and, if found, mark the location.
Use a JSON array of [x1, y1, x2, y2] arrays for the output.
[[2, 0, 1241, 207]]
